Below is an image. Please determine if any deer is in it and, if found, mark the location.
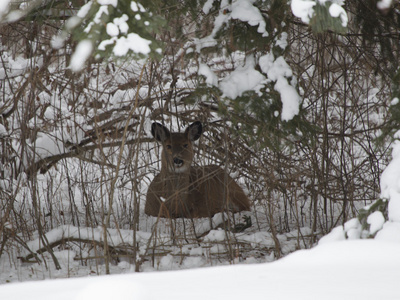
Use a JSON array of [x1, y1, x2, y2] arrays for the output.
[[145, 121, 251, 218]]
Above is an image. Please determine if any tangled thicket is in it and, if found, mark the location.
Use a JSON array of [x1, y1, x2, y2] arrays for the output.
[[0, 1, 399, 273]]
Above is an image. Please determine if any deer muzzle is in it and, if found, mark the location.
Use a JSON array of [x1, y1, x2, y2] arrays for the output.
[[173, 157, 184, 167]]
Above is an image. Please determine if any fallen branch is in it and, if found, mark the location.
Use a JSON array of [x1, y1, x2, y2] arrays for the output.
[[25, 137, 153, 177]]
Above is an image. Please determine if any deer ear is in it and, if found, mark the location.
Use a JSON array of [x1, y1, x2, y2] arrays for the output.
[[151, 122, 170, 142], [186, 121, 203, 141]]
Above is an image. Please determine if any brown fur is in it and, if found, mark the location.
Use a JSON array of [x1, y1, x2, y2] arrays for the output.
[[145, 121, 251, 218]]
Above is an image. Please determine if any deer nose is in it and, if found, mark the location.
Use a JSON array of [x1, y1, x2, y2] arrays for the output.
[[173, 158, 183, 166]]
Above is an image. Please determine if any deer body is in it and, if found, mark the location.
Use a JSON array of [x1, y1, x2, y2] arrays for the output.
[[145, 121, 251, 218]]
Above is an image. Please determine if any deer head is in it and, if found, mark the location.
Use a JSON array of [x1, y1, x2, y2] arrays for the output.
[[151, 121, 202, 174]]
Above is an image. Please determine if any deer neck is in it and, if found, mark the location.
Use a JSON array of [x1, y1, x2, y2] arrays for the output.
[[161, 168, 190, 198]]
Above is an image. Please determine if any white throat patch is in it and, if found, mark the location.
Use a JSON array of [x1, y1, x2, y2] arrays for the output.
[[169, 165, 189, 173]]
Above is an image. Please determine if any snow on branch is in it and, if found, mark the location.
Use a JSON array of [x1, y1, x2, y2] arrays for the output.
[[55, 1, 163, 72], [291, 0, 348, 33], [195, 0, 269, 52], [260, 53, 300, 121]]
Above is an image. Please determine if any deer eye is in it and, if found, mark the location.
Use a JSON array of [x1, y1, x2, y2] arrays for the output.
[[166, 144, 172, 150], [183, 144, 189, 148]]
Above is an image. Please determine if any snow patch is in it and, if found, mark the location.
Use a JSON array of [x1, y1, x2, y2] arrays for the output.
[[106, 22, 119, 37], [198, 63, 218, 87], [377, 0, 392, 10], [291, 0, 348, 27], [50, 35, 65, 49], [0, 0, 11, 18], [69, 40, 93, 72], [381, 139, 400, 222], [98, 0, 117, 7], [375, 222, 400, 242], [112, 14, 129, 34], [231, 0, 269, 37], [76, 1, 92, 18], [291, 0, 316, 24], [203, 0, 214, 14], [99, 33, 151, 56], [259, 53, 300, 121], [318, 226, 345, 244], [76, 278, 145, 300], [131, 2, 145, 12], [367, 211, 385, 235], [204, 229, 226, 242], [343, 218, 362, 239], [196, 0, 268, 52], [0, 123, 7, 136], [220, 56, 265, 99], [329, 3, 348, 27]]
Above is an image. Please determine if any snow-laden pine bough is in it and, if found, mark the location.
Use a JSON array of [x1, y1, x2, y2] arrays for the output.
[[145, 121, 251, 218]]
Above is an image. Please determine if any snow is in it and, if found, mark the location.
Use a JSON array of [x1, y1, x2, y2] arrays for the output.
[[329, 3, 348, 27], [203, 229, 226, 242], [275, 32, 288, 49], [106, 22, 119, 37], [381, 139, 400, 222], [0, 123, 6, 136], [0, 55, 37, 78], [76, 2, 92, 18], [65, 16, 81, 30], [69, 40, 93, 72], [22, 225, 155, 256], [197, 50, 301, 121], [99, 33, 151, 56], [98, 0, 118, 7], [375, 222, 400, 242], [220, 57, 265, 99], [377, 0, 392, 10], [193, 35, 217, 52], [112, 15, 129, 34], [236, 231, 276, 247], [93, 6, 109, 24], [343, 218, 362, 240], [0, 0, 11, 19], [198, 63, 218, 86], [113, 33, 151, 56], [1, 240, 399, 300], [231, 0, 269, 37], [367, 211, 385, 235], [273, 78, 300, 121], [318, 225, 345, 244], [203, 0, 214, 14], [259, 53, 300, 121], [196, 0, 268, 52], [98, 10, 152, 57], [50, 35, 65, 49], [131, 2, 146, 12], [291, 0, 348, 27], [77, 279, 145, 299], [291, 0, 316, 24], [34, 132, 66, 159]]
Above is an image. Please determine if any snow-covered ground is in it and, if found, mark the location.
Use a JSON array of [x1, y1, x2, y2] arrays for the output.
[[0, 239, 399, 300], [0, 214, 313, 282]]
